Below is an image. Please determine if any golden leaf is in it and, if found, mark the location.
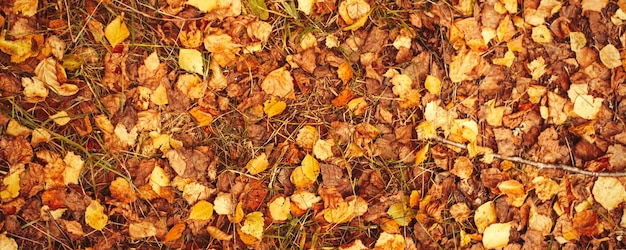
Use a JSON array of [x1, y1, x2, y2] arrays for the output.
[[474, 201, 496, 233], [21, 77, 48, 103], [7, 119, 32, 137], [0, 164, 24, 200], [297, 0, 315, 15], [0, 232, 17, 250], [290, 190, 321, 210], [573, 95, 603, 120], [268, 196, 291, 221], [296, 126, 319, 150], [0, 31, 41, 63], [178, 48, 204, 75], [531, 24, 553, 44], [189, 200, 214, 220], [13, 0, 38, 17], [149, 166, 170, 195], [414, 144, 429, 166], [31, 128, 51, 146], [337, 62, 354, 84], [424, 75, 441, 95], [104, 13, 130, 47], [599, 44, 622, 69], [263, 96, 287, 118], [569, 32, 586, 53], [189, 107, 214, 127], [241, 211, 264, 240], [110, 177, 136, 203], [50, 111, 70, 126], [85, 200, 108, 230], [176, 73, 206, 99], [62, 151, 83, 185], [186, 0, 218, 12], [373, 232, 405, 249], [245, 153, 269, 175]]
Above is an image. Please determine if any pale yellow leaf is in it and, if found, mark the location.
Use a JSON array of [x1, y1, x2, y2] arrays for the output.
[[246, 153, 269, 175], [269, 196, 291, 221], [114, 124, 138, 147], [531, 24, 553, 44], [186, 0, 218, 12], [482, 222, 511, 248], [313, 139, 334, 161], [13, 0, 38, 16], [0, 232, 17, 250], [104, 13, 130, 47], [339, 239, 368, 250], [373, 232, 405, 249], [50, 111, 70, 126], [189, 200, 214, 220], [424, 75, 441, 95], [21, 77, 48, 102], [213, 192, 234, 215], [387, 200, 414, 226], [527, 56, 546, 80], [570, 32, 587, 53], [63, 151, 84, 185], [573, 95, 603, 120], [527, 85, 547, 104], [151, 83, 169, 106], [529, 203, 553, 235], [31, 128, 51, 146], [599, 44, 622, 69], [178, 48, 204, 75], [492, 50, 515, 67], [290, 190, 321, 210], [241, 211, 264, 240], [182, 181, 213, 205], [296, 125, 319, 150], [475, 201, 496, 233], [593, 177, 626, 211], [149, 166, 170, 194], [207, 226, 233, 240], [208, 60, 227, 90], [532, 176, 560, 202], [7, 119, 32, 137], [85, 200, 108, 230], [582, 0, 609, 12], [298, 0, 315, 15]]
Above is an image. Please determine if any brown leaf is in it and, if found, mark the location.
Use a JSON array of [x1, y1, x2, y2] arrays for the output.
[[573, 209, 598, 237]]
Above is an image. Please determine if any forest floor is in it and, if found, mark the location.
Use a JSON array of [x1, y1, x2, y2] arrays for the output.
[[2, 0, 626, 249]]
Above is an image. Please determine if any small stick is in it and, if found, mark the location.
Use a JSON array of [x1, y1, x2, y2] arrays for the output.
[[431, 136, 626, 177]]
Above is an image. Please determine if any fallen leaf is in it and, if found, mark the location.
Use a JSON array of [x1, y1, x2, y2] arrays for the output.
[[373, 232, 405, 249], [62, 151, 84, 185], [532, 176, 559, 202], [176, 73, 206, 99], [482, 222, 511, 248], [531, 24, 553, 44], [241, 211, 264, 240], [104, 13, 130, 47], [0, 232, 17, 250], [263, 96, 287, 118], [592, 177, 626, 211], [0, 30, 41, 63], [149, 166, 170, 195], [475, 201, 496, 233], [581, 0, 609, 12], [21, 77, 48, 102], [570, 32, 586, 52], [0, 165, 24, 200], [85, 199, 108, 230], [387, 199, 414, 226], [109, 177, 136, 203], [450, 203, 471, 222], [13, 0, 38, 17], [332, 87, 355, 107], [207, 226, 233, 240], [338, 0, 371, 30], [323, 196, 367, 223], [296, 125, 319, 150], [313, 139, 334, 161], [527, 57, 546, 80], [450, 156, 473, 179], [246, 153, 269, 175], [298, 0, 315, 15], [599, 44, 622, 69], [129, 221, 157, 239], [164, 223, 185, 242], [178, 48, 204, 75], [189, 200, 214, 220], [268, 196, 291, 221], [186, 0, 218, 12], [424, 75, 441, 95], [213, 192, 234, 215], [290, 190, 321, 210], [261, 66, 295, 99], [347, 96, 368, 115], [340, 239, 368, 250], [573, 95, 603, 120]]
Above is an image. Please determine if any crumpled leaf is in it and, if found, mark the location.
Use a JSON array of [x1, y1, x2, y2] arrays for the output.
[[204, 32, 240, 67], [261, 67, 295, 99], [297, 0, 315, 15], [21, 77, 48, 102], [50, 111, 70, 126], [85, 200, 108, 230], [35, 57, 79, 96], [104, 13, 130, 47], [6, 119, 32, 137], [176, 73, 206, 99], [296, 126, 319, 150], [290, 190, 321, 210], [0, 30, 41, 63], [338, 0, 370, 30], [109, 177, 136, 203]]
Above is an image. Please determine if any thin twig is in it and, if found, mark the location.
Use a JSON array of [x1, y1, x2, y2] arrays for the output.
[[431, 136, 626, 177]]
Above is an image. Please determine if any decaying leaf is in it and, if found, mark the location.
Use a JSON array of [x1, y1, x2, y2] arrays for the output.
[[261, 67, 295, 99], [0, 165, 24, 200]]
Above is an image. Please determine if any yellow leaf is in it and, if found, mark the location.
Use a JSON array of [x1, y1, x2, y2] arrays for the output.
[[189, 107, 214, 126], [485, 99, 506, 127], [474, 201, 496, 233], [450, 156, 473, 179], [582, 0, 609, 12], [186, 0, 218, 12], [149, 166, 170, 195], [164, 223, 186, 242], [0, 164, 24, 200], [263, 96, 287, 118], [203, 33, 240, 67], [0, 232, 17, 250], [313, 139, 334, 161], [373, 232, 405, 250], [573, 95, 603, 120], [268, 196, 291, 221], [246, 153, 269, 175], [7, 119, 32, 137], [415, 121, 437, 140], [323, 196, 367, 223], [261, 66, 295, 99], [50, 111, 70, 126], [290, 165, 315, 189], [339, 0, 371, 30], [599, 44, 622, 69], [290, 190, 321, 210], [492, 50, 515, 67], [532, 176, 560, 202], [295, 125, 319, 150], [189, 200, 214, 220], [178, 48, 204, 75], [301, 154, 320, 182], [208, 60, 227, 90], [531, 24, 553, 44], [347, 96, 368, 115], [424, 75, 441, 95], [63, 151, 84, 185], [22, 77, 48, 102], [527, 85, 546, 104], [569, 32, 586, 53], [337, 62, 354, 84], [129, 221, 157, 239], [482, 223, 511, 249], [114, 124, 138, 147], [151, 83, 169, 106], [104, 13, 130, 47], [527, 56, 546, 80], [230, 201, 245, 223], [387, 200, 414, 226], [297, 0, 315, 15], [13, 0, 38, 16], [592, 177, 626, 211], [85, 200, 108, 230], [0, 31, 41, 63], [241, 211, 264, 240], [31, 128, 51, 146]]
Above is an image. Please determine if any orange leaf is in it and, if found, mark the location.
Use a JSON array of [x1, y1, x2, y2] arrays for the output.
[[164, 223, 186, 242], [331, 87, 355, 107], [337, 62, 353, 84]]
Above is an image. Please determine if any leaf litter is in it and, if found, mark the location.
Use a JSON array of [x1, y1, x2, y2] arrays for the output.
[[2, 0, 626, 248]]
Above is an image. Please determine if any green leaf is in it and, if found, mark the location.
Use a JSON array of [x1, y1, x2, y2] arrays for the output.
[[248, 0, 269, 20]]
